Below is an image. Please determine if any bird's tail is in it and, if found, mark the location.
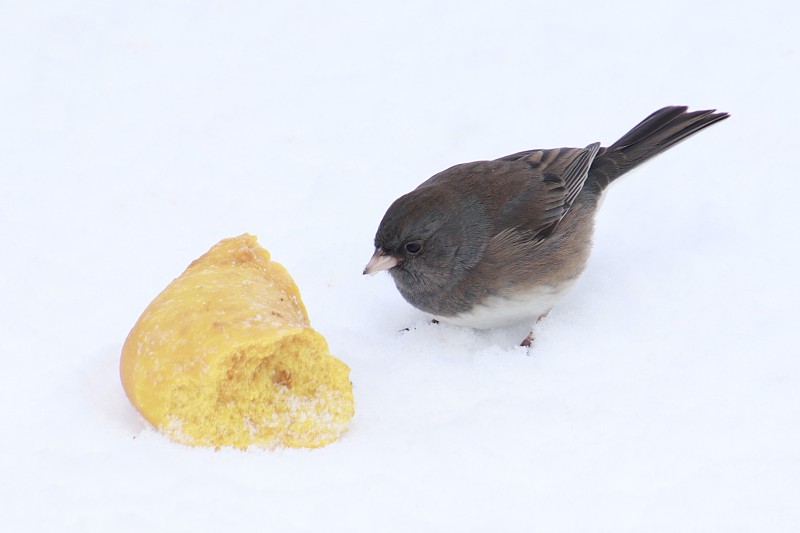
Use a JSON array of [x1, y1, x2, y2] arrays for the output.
[[587, 106, 729, 191]]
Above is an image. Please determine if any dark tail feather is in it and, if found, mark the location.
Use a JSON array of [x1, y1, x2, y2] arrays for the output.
[[587, 106, 729, 190]]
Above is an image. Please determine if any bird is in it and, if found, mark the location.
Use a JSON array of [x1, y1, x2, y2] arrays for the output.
[[363, 106, 729, 346]]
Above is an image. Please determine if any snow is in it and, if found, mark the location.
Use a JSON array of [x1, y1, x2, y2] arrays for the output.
[[1, 1, 799, 531]]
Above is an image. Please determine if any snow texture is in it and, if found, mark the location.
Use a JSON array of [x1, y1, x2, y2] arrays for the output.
[[1, 1, 798, 532]]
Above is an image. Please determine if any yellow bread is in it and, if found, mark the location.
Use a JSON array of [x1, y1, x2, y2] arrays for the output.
[[120, 234, 354, 449]]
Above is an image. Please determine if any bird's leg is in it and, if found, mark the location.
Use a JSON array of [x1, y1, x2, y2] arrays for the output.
[[520, 313, 549, 348]]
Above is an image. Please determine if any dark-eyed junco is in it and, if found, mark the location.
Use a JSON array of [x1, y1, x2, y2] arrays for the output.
[[364, 106, 729, 345]]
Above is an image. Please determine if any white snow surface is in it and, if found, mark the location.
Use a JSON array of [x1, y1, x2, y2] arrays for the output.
[[2, 1, 799, 531]]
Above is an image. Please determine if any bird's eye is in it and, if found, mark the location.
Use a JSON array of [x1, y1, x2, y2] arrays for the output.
[[404, 241, 422, 254]]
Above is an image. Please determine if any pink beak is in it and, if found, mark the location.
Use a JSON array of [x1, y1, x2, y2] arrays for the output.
[[363, 249, 399, 275]]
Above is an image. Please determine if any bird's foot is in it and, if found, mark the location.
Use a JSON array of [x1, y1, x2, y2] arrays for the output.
[[520, 313, 549, 349], [400, 318, 439, 333], [520, 331, 535, 348]]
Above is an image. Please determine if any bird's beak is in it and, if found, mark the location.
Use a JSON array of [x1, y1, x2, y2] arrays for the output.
[[363, 249, 399, 275]]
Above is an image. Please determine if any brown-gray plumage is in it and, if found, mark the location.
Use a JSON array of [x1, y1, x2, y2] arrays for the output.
[[364, 106, 729, 337]]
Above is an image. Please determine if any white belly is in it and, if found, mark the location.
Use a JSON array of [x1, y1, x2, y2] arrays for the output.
[[434, 279, 577, 329]]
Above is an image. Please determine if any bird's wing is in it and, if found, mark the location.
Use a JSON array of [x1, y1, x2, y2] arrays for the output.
[[491, 143, 601, 244]]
